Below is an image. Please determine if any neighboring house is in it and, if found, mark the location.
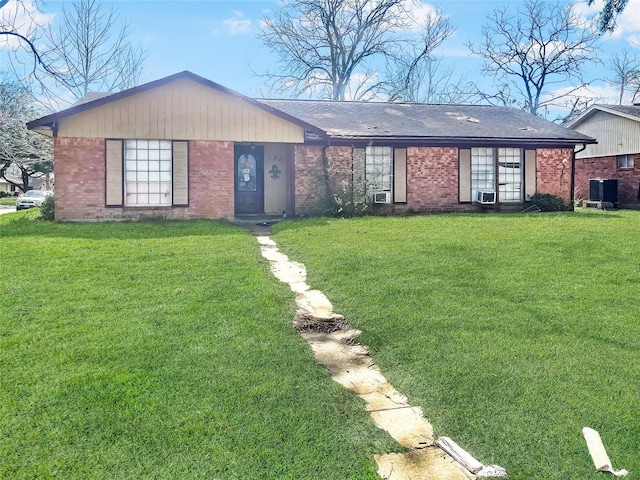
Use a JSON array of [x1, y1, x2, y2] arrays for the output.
[[1, 164, 21, 194], [0, 175, 52, 194], [0, 164, 53, 194], [0, 178, 16, 194], [27, 71, 595, 221], [566, 104, 640, 207]]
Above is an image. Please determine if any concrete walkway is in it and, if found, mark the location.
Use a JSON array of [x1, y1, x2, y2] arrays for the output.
[[255, 232, 479, 480]]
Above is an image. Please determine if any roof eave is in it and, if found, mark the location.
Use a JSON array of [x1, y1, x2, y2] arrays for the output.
[[315, 135, 596, 147]]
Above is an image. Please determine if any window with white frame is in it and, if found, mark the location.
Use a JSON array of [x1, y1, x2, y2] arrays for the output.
[[498, 148, 522, 202], [125, 140, 172, 206], [616, 155, 633, 169], [471, 147, 495, 193], [365, 146, 393, 196], [471, 147, 523, 202]]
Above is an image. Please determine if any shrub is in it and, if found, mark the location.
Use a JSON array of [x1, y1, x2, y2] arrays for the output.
[[38, 195, 55, 221], [529, 193, 573, 212]]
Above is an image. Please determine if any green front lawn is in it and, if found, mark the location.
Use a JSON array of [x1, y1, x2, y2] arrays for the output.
[[0, 196, 17, 206], [273, 211, 640, 480], [0, 212, 397, 479]]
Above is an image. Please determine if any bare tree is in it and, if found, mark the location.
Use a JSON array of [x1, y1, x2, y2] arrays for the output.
[[386, 7, 468, 103], [0, 0, 54, 75], [587, 0, 629, 33], [36, 0, 146, 105], [259, 0, 419, 101], [0, 80, 53, 193], [607, 48, 640, 105], [467, 0, 601, 116]]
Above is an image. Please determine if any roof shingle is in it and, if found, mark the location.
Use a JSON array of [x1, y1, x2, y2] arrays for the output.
[[258, 99, 595, 143]]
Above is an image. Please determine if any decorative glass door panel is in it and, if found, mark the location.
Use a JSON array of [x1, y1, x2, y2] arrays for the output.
[[234, 145, 264, 214]]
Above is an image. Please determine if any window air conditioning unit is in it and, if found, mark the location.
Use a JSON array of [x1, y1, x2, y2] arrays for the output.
[[373, 192, 391, 204], [475, 190, 496, 204]]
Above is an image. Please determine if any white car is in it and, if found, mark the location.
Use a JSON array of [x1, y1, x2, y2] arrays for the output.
[[16, 190, 53, 210]]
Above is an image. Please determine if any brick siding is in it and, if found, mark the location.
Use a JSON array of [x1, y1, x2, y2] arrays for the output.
[[55, 138, 584, 220], [405, 147, 471, 212], [535, 148, 574, 202], [54, 137, 106, 221], [188, 141, 234, 218], [293, 144, 328, 214], [575, 154, 640, 206]]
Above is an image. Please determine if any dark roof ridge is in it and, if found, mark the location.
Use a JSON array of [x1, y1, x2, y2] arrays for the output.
[[257, 97, 497, 108]]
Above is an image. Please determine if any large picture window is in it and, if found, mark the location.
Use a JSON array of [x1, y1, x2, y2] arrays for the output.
[[125, 140, 172, 206], [366, 146, 393, 194]]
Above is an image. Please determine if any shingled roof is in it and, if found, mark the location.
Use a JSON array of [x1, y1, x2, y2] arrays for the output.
[[27, 71, 595, 147], [259, 99, 596, 146]]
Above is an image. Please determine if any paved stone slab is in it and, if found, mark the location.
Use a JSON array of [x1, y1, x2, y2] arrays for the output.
[[270, 259, 307, 285], [256, 236, 276, 246], [296, 289, 336, 318], [359, 385, 409, 411], [375, 449, 475, 480], [260, 246, 291, 263], [370, 406, 434, 449]]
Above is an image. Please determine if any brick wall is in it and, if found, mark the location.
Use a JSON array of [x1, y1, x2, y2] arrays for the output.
[[535, 148, 574, 201], [575, 154, 640, 206], [325, 146, 353, 193], [188, 141, 234, 218], [294, 144, 328, 214], [295, 144, 566, 214], [53, 137, 234, 221], [54, 137, 106, 221], [405, 147, 472, 212]]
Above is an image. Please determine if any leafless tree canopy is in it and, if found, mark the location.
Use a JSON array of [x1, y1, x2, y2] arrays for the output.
[[587, 0, 629, 33], [260, 0, 412, 100], [38, 0, 146, 104], [0, 0, 53, 75], [259, 0, 458, 101], [467, 0, 601, 116], [385, 7, 471, 103], [0, 80, 53, 192], [608, 48, 640, 105]]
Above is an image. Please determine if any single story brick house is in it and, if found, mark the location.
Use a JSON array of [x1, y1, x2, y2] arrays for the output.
[[27, 71, 595, 221], [565, 104, 640, 207]]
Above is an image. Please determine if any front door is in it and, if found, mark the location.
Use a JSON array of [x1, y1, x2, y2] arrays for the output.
[[234, 145, 264, 214]]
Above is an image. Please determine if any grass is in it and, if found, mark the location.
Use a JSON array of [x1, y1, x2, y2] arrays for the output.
[[0, 196, 17, 206], [273, 211, 640, 480], [0, 211, 398, 479]]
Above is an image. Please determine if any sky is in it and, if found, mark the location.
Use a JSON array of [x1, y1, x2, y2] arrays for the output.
[[2, 0, 640, 113]]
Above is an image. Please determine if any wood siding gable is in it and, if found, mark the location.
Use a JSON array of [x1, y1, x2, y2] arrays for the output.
[[574, 110, 640, 159], [57, 78, 306, 143]]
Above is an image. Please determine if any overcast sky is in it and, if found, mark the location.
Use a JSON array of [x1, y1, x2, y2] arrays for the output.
[[2, 0, 640, 109]]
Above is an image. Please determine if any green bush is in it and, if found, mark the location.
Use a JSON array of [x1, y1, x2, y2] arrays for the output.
[[38, 195, 55, 221], [529, 193, 573, 212]]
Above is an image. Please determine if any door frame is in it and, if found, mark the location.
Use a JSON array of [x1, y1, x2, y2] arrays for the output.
[[234, 144, 264, 214]]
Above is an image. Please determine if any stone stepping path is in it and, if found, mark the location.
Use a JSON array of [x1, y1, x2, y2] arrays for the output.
[[257, 235, 477, 480]]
